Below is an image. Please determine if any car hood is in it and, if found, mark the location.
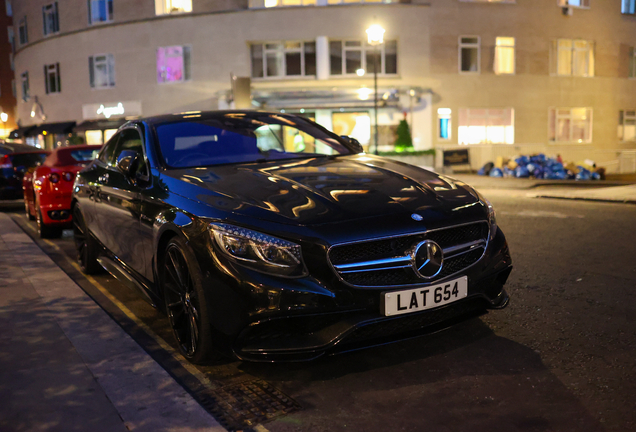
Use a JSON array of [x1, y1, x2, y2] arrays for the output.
[[162, 155, 482, 226]]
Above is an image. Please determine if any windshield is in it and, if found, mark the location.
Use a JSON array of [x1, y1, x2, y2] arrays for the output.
[[69, 149, 101, 163], [10, 153, 49, 168], [155, 113, 353, 168]]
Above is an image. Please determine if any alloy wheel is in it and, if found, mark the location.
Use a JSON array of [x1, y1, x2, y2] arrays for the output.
[[164, 244, 201, 357]]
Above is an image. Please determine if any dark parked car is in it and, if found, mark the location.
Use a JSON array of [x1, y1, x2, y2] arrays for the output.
[[0, 150, 50, 200], [72, 111, 512, 363]]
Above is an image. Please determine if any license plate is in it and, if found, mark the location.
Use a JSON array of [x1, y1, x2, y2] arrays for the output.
[[382, 276, 468, 317]]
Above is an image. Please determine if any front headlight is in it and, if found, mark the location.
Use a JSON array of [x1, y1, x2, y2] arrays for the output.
[[475, 190, 497, 238], [209, 223, 307, 277]]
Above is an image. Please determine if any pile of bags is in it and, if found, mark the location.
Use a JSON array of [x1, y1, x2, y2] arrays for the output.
[[478, 154, 605, 180]]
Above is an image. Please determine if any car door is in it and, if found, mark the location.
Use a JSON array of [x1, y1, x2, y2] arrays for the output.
[[78, 133, 120, 240], [94, 127, 147, 275]]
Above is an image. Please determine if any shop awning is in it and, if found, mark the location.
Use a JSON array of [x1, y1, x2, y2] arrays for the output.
[[73, 118, 128, 132], [26, 121, 77, 136], [8, 126, 36, 139]]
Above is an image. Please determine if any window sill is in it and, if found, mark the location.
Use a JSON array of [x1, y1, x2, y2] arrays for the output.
[[252, 75, 317, 81], [89, 20, 114, 26]]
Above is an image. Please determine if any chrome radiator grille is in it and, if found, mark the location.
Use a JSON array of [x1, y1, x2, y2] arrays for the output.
[[328, 222, 489, 288]]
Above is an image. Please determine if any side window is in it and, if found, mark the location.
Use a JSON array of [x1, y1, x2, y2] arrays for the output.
[[113, 128, 147, 178], [98, 133, 119, 165]]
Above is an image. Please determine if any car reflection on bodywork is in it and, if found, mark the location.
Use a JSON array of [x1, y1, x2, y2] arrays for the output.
[[71, 111, 512, 363]]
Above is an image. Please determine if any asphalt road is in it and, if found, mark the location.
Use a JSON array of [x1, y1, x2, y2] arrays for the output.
[[2, 190, 635, 432]]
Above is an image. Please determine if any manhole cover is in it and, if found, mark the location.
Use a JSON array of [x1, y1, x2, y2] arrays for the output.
[[199, 379, 302, 431]]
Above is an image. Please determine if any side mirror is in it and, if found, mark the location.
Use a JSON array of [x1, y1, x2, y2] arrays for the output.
[[340, 135, 364, 154], [116, 150, 139, 177]]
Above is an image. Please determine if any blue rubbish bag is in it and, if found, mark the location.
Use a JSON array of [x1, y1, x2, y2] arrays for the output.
[[489, 167, 503, 177], [515, 166, 530, 178]]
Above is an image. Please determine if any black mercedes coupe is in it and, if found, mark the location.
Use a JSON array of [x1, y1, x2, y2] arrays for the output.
[[71, 111, 512, 363]]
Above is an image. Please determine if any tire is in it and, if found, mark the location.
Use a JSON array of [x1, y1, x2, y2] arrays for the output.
[[72, 205, 101, 274], [24, 193, 35, 221], [36, 207, 63, 239], [161, 236, 218, 364]]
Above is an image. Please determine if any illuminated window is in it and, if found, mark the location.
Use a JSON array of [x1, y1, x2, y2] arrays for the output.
[[155, 0, 191, 15], [458, 108, 514, 144], [623, 0, 636, 14], [21, 71, 29, 101], [44, 63, 61, 94], [18, 17, 27, 45], [89, 0, 113, 24], [437, 108, 452, 140], [629, 47, 636, 78], [619, 110, 636, 141], [552, 39, 594, 77], [494, 37, 515, 75], [558, 0, 590, 7], [89, 54, 115, 89], [157, 46, 191, 83], [42, 3, 59, 35], [251, 41, 316, 78], [329, 40, 397, 76], [459, 36, 480, 73], [548, 108, 592, 143]]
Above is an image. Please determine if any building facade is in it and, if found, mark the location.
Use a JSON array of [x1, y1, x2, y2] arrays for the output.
[[11, 0, 636, 171], [0, 0, 17, 138]]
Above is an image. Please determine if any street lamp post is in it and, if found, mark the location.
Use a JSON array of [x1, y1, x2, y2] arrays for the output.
[[366, 24, 385, 155]]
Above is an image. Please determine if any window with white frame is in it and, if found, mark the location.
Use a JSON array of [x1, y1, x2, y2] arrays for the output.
[[251, 41, 316, 78], [44, 63, 61, 94], [8, 27, 14, 53], [557, 0, 590, 8], [548, 108, 592, 143], [329, 40, 397, 76], [21, 71, 29, 101], [459, 36, 480, 73], [89, 0, 113, 24], [552, 39, 594, 77], [18, 17, 27, 45], [494, 37, 515, 74], [155, 0, 191, 15], [623, 0, 636, 14], [42, 3, 59, 36], [89, 54, 115, 89], [437, 108, 452, 141], [458, 108, 514, 144], [157, 46, 191, 83], [619, 110, 636, 141], [629, 47, 636, 78]]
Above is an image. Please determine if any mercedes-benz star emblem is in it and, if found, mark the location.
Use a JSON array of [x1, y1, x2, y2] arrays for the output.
[[411, 213, 423, 221], [412, 240, 444, 279]]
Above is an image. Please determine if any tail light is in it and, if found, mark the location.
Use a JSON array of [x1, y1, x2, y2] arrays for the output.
[[62, 172, 74, 182], [49, 173, 60, 183], [0, 155, 12, 169]]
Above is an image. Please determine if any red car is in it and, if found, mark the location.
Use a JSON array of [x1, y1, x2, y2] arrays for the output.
[[24, 145, 102, 238]]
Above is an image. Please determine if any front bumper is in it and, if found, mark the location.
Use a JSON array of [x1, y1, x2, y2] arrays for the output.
[[200, 226, 513, 362]]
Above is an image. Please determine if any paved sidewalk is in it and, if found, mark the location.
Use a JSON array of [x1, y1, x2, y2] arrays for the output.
[[450, 174, 636, 204], [0, 213, 224, 432]]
